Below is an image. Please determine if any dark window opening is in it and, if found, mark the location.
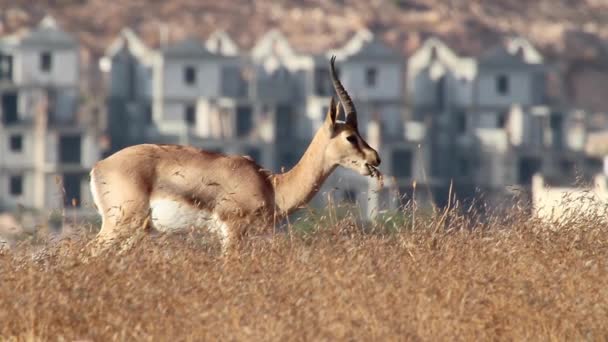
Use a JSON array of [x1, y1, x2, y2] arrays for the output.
[[40, 52, 52, 72], [458, 158, 470, 177], [550, 114, 563, 130], [59, 135, 82, 164], [144, 104, 153, 124], [365, 67, 377, 87], [550, 114, 564, 148], [185, 104, 196, 125], [10, 175, 23, 196], [392, 149, 412, 178], [126, 59, 137, 101], [497, 113, 507, 128], [184, 66, 196, 85], [275, 105, 294, 139], [456, 112, 467, 134], [2, 92, 18, 124], [63, 173, 82, 208], [585, 157, 603, 173], [343, 189, 358, 204], [560, 159, 575, 175], [436, 75, 446, 112], [0, 54, 13, 81], [9, 134, 22, 152], [496, 74, 509, 95], [236, 105, 253, 137], [314, 67, 332, 96], [518, 157, 541, 185]]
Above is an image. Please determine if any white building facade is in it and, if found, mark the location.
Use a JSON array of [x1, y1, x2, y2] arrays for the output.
[[0, 16, 101, 223]]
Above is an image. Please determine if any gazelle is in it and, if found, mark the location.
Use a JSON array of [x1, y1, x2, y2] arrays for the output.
[[89, 56, 381, 251]]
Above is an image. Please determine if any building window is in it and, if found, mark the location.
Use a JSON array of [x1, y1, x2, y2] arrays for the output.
[[456, 112, 467, 134], [550, 114, 563, 130], [185, 104, 196, 125], [9, 134, 22, 152], [458, 158, 470, 177], [560, 159, 575, 175], [40, 52, 52, 72], [391, 149, 412, 178], [365, 67, 377, 87], [518, 157, 541, 185], [59, 135, 82, 164], [436, 75, 446, 112], [314, 67, 332, 96], [1, 92, 18, 124], [63, 173, 82, 207], [10, 175, 23, 196], [276, 104, 294, 139], [144, 104, 153, 124], [0, 53, 13, 80], [497, 113, 507, 128], [343, 189, 357, 204], [496, 74, 509, 95], [184, 66, 196, 85], [236, 105, 253, 137]]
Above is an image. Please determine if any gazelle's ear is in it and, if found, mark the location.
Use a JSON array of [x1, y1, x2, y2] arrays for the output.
[[325, 96, 337, 133]]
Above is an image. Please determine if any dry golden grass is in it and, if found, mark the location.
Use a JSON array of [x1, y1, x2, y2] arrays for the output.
[[1, 205, 607, 341]]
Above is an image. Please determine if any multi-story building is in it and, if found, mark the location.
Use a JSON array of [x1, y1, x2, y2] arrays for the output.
[[407, 36, 594, 208], [101, 26, 601, 220], [0, 16, 100, 223], [103, 30, 281, 170]]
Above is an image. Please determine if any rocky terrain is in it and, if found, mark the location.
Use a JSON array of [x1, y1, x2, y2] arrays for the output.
[[1, 0, 608, 114]]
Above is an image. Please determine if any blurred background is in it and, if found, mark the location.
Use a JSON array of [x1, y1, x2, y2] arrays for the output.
[[1, 0, 608, 240]]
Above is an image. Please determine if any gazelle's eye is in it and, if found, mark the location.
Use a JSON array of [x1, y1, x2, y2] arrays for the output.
[[346, 135, 357, 144]]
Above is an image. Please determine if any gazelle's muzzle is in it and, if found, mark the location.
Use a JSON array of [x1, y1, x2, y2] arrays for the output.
[[363, 149, 381, 178]]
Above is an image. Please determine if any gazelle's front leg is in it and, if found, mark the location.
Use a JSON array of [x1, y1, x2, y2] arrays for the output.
[[219, 217, 250, 255]]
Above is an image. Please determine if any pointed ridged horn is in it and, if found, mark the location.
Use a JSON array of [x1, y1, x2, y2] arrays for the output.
[[329, 55, 357, 127]]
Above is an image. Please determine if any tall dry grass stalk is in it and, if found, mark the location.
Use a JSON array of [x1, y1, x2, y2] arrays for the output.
[[0, 201, 607, 341]]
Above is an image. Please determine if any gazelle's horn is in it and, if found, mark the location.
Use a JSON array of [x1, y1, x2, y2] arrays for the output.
[[329, 55, 357, 127]]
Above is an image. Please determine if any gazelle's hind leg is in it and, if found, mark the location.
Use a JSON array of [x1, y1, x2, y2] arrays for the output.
[[89, 169, 151, 255]]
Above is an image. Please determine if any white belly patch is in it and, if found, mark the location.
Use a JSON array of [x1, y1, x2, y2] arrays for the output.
[[149, 199, 228, 241]]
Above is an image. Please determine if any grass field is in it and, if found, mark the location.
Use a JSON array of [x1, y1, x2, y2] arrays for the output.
[[1, 204, 607, 341]]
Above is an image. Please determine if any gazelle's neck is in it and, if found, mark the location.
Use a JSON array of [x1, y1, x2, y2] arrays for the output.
[[272, 128, 336, 216]]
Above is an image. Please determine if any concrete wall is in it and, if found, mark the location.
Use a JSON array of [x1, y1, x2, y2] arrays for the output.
[[532, 174, 608, 222], [0, 170, 35, 209], [411, 69, 473, 109], [15, 48, 78, 86], [337, 61, 403, 101], [0, 128, 36, 168], [476, 70, 534, 108], [161, 59, 221, 99]]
